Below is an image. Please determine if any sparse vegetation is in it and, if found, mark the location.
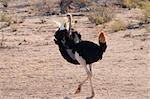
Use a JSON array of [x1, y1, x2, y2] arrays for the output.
[[143, 9, 150, 21], [145, 26, 150, 32], [88, 15, 105, 25], [121, 0, 135, 8], [60, 0, 87, 13], [30, 0, 60, 15], [138, 1, 150, 9], [88, 7, 114, 25], [10, 25, 17, 32], [0, 12, 13, 29], [0, 0, 10, 7], [118, 0, 150, 9], [0, 12, 12, 24], [0, 1, 150, 99], [0, 12, 19, 29], [110, 20, 126, 32]]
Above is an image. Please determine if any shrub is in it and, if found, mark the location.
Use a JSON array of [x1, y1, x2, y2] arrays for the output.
[[0, 12, 14, 29], [10, 25, 17, 32], [143, 9, 150, 21], [0, 12, 12, 23], [30, 0, 60, 15], [121, 0, 134, 8], [118, 0, 150, 9], [0, 0, 11, 7], [110, 20, 126, 32], [145, 26, 150, 32], [88, 7, 113, 25], [60, 0, 87, 13], [88, 15, 104, 25], [138, 1, 150, 9]]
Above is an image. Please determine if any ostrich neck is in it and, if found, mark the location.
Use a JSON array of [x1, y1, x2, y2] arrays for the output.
[[99, 41, 107, 53], [68, 15, 72, 34]]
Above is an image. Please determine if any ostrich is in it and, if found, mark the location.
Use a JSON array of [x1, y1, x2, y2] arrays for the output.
[[54, 14, 81, 64], [54, 14, 107, 98]]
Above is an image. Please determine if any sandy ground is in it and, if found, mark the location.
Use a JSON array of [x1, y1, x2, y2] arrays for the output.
[[0, 2, 150, 99]]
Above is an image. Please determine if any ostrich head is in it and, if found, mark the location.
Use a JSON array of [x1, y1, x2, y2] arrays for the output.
[[66, 13, 72, 34], [98, 31, 106, 43], [98, 31, 107, 52], [54, 13, 81, 48]]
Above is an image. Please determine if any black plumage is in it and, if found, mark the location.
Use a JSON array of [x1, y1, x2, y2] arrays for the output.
[[54, 14, 107, 98], [54, 29, 81, 64], [74, 41, 107, 64]]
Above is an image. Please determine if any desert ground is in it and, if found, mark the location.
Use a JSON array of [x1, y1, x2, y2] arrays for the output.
[[0, 1, 150, 99]]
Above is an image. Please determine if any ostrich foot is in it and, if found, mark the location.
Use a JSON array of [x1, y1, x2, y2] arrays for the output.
[[74, 85, 81, 94], [86, 91, 95, 99]]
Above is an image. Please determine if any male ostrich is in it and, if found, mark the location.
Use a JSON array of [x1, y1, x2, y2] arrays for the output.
[[54, 14, 107, 98], [54, 14, 81, 64]]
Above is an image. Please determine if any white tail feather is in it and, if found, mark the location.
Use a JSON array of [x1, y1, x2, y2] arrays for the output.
[[53, 18, 69, 30], [53, 20, 61, 28]]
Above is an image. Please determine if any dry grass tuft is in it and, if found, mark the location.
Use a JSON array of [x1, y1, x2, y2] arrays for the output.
[[10, 25, 17, 32], [118, 0, 150, 9], [0, 0, 19, 7], [59, 0, 88, 13], [0, 0, 9, 7], [138, 1, 150, 9], [30, 0, 60, 15], [88, 6, 114, 25], [0, 12, 19, 29], [143, 9, 150, 21], [110, 20, 127, 32], [0, 12, 12, 29], [145, 26, 150, 32], [0, 12, 12, 23]]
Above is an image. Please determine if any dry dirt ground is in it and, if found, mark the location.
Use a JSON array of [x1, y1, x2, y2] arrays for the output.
[[0, 2, 150, 99]]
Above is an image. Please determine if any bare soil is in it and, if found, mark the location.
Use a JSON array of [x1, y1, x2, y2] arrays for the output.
[[0, 1, 150, 99]]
